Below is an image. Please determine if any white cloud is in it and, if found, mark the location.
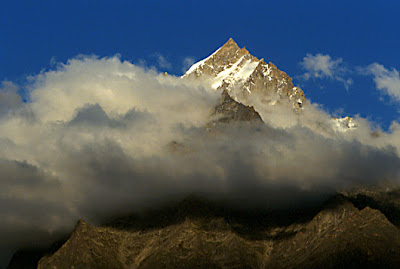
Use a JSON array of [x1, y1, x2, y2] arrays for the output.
[[300, 53, 352, 89], [182, 57, 195, 73], [155, 53, 172, 70], [365, 63, 400, 103], [301, 54, 342, 78]]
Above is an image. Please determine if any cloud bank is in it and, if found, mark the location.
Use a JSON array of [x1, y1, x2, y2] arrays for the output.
[[0, 81, 23, 116], [1, 55, 400, 265]]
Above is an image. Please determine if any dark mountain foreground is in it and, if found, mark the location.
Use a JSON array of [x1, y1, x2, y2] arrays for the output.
[[8, 189, 400, 269]]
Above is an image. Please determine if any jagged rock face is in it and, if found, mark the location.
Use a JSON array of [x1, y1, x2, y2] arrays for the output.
[[184, 38, 358, 133], [184, 38, 306, 109], [184, 38, 255, 78], [33, 194, 400, 269], [269, 198, 400, 268], [37, 220, 124, 269], [37, 202, 270, 269], [210, 89, 263, 124]]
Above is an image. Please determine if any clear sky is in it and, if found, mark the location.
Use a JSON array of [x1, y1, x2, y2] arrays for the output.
[[1, 0, 400, 129]]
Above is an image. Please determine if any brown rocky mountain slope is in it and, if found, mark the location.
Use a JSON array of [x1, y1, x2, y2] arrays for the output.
[[209, 89, 263, 125], [8, 192, 400, 269]]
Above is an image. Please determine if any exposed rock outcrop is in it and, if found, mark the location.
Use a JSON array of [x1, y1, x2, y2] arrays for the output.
[[209, 89, 263, 125], [184, 38, 306, 110], [31, 194, 400, 269]]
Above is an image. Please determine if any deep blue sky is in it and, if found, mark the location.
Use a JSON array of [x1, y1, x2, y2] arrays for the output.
[[1, 0, 400, 129]]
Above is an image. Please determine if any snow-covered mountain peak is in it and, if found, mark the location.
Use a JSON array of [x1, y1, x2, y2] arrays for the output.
[[184, 38, 255, 79], [183, 38, 305, 110], [183, 39, 356, 133]]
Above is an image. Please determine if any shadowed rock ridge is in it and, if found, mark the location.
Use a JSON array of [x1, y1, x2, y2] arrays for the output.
[[6, 193, 400, 268], [209, 89, 263, 124]]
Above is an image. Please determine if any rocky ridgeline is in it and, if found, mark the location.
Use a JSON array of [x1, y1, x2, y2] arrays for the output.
[[209, 89, 263, 125], [184, 38, 305, 110], [8, 192, 400, 269], [185, 38, 357, 132]]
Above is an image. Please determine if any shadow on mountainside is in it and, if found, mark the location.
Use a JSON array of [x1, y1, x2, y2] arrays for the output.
[[9, 191, 400, 269], [102, 195, 322, 240]]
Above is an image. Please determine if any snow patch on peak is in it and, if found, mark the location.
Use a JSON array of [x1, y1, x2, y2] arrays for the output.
[[183, 46, 222, 77], [332, 116, 357, 132], [182, 39, 307, 112], [211, 56, 259, 90]]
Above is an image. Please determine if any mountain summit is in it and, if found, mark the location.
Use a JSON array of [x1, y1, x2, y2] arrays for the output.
[[183, 38, 305, 110], [184, 38, 358, 132]]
